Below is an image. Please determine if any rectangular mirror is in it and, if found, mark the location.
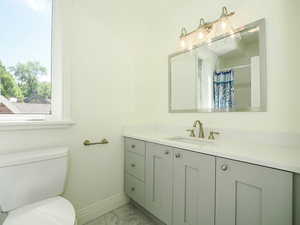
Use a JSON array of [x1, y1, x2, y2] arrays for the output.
[[169, 19, 266, 113]]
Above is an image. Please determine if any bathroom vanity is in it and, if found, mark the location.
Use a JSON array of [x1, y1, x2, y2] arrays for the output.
[[124, 133, 300, 225]]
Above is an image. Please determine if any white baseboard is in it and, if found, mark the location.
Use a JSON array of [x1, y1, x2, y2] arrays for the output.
[[76, 193, 129, 225]]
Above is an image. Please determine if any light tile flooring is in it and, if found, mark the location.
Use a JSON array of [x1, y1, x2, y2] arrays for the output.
[[85, 204, 159, 225]]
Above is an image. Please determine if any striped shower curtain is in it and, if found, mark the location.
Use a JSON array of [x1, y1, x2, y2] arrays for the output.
[[213, 69, 234, 110]]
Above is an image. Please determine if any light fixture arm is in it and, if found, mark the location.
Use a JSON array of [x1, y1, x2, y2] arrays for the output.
[[221, 6, 229, 18], [198, 18, 206, 28], [180, 27, 188, 38]]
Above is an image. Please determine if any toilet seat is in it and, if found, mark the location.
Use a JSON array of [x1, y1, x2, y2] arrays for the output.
[[3, 197, 76, 225]]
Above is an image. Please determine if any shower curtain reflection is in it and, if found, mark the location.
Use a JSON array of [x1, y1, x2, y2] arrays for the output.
[[213, 69, 235, 111]]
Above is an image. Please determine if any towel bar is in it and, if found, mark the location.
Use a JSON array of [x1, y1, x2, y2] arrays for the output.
[[83, 139, 109, 146]]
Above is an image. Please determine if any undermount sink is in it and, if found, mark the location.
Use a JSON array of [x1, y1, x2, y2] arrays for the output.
[[166, 136, 214, 145]]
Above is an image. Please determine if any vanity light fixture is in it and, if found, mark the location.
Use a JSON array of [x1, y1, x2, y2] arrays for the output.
[[179, 6, 235, 50]]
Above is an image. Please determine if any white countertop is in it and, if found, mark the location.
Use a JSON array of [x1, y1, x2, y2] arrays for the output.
[[124, 131, 300, 174]]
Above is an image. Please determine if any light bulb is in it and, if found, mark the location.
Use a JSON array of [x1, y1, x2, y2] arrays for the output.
[[198, 31, 204, 39], [221, 20, 227, 30], [180, 39, 186, 48]]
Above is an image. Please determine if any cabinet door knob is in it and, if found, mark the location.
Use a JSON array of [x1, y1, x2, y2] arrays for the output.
[[131, 163, 136, 168], [131, 187, 135, 192], [165, 151, 170, 155], [131, 144, 136, 149], [221, 164, 228, 171], [175, 153, 181, 158]]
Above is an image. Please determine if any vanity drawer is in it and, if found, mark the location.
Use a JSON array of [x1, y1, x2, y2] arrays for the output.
[[125, 174, 145, 206], [125, 138, 145, 156], [126, 151, 145, 181]]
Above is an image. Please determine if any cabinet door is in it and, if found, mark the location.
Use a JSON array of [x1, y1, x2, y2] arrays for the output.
[[173, 149, 215, 225], [216, 158, 293, 225], [145, 143, 173, 225]]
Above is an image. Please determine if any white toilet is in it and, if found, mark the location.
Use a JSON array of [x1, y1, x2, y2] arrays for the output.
[[0, 147, 76, 225]]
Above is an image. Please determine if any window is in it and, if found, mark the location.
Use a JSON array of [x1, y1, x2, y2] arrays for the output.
[[0, 0, 53, 117]]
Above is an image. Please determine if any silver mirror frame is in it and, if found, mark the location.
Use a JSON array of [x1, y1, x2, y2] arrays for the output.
[[168, 19, 267, 113]]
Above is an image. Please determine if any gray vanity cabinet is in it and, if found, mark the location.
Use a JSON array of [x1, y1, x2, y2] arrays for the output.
[[145, 143, 173, 225], [216, 158, 293, 225], [125, 137, 294, 225], [173, 149, 215, 225]]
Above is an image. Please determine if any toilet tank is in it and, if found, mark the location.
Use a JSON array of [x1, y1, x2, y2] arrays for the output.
[[0, 147, 68, 212]]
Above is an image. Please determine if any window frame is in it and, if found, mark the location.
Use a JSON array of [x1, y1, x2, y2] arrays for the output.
[[0, 0, 73, 129]]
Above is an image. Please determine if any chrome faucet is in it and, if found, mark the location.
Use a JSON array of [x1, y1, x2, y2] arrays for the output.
[[193, 120, 205, 138]]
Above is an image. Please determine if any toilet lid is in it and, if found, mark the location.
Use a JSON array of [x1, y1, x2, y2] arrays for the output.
[[3, 197, 76, 225]]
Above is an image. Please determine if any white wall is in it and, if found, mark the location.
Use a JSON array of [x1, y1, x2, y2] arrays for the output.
[[63, 0, 139, 213], [132, 0, 300, 133]]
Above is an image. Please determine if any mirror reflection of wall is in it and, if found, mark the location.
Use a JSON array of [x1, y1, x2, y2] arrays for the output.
[[169, 20, 266, 113], [171, 52, 198, 111]]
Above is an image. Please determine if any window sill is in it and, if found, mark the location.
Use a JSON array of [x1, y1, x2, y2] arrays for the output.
[[0, 120, 75, 131]]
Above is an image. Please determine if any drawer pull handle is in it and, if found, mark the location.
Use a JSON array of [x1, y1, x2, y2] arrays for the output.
[[165, 151, 170, 155], [131, 145, 136, 149], [131, 187, 135, 192], [175, 153, 181, 158], [221, 164, 228, 171], [131, 163, 136, 168]]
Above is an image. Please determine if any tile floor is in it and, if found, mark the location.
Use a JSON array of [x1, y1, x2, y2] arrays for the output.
[[85, 204, 159, 225]]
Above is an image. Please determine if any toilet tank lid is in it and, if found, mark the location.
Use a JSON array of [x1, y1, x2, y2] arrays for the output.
[[0, 147, 68, 168]]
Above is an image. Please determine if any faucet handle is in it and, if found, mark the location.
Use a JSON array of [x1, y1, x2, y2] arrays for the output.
[[186, 129, 196, 137], [208, 131, 220, 140]]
